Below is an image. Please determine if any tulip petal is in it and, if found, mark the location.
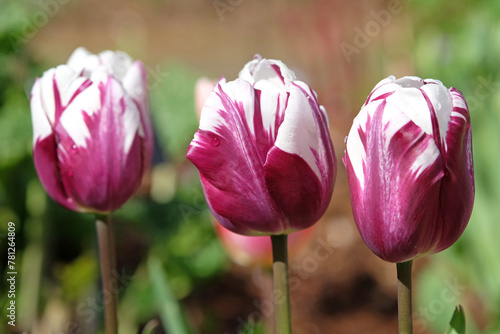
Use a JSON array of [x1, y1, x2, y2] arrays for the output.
[[33, 134, 78, 211], [31, 78, 53, 145], [56, 78, 144, 212], [434, 88, 474, 252], [274, 82, 336, 188], [420, 82, 453, 146], [345, 100, 445, 262], [264, 147, 324, 231], [239, 55, 296, 89], [187, 79, 283, 235], [122, 60, 154, 169]]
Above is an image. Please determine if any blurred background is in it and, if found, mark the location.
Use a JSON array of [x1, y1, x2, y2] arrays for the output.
[[0, 0, 499, 333]]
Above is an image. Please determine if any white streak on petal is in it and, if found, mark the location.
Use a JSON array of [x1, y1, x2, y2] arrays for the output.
[[450, 89, 468, 110], [31, 79, 53, 145], [395, 76, 424, 88], [382, 106, 410, 150], [54, 66, 79, 96], [90, 69, 110, 85], [239, 56, 296, 89], [274, 82, 322, 180], [60, 77, 89, 107], [386, 87, 432, 135], [451, 111, 466, 122], [122, 61, 148, 138], [420, 83, 452, 143], [122, 61, 146, 104], [59, 84, 101, 147], [67, 47, 93, 72], [259, 88, 284, 140], [39, 69, 57, 123], [194, 89, 226, 148], [411, 139, 440, 177], [346, 107, 369, 188], [198, 79, 252, 137], [121, 97, 141, 155]]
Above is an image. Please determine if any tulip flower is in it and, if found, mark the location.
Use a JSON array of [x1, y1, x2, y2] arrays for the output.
[[30, 47, 153, 334], [188, 55, 336, 333], [31, 47, 153, 213], [344, 75, 474, 263], [344, 75, 474, 333], [187, 55, 336, 237]]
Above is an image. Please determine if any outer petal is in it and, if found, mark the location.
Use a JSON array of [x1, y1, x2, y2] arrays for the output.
[[31, 67, 89, 212], [435, 88, 474, 252], [56, 78, 144, 212], [31, 77, 53, 146], [33, 134, 78, 211], [122, 60, 154, 171], [187, 79, 283, 235], [267, 82, 336, 231], [344, 98, 445, 263]]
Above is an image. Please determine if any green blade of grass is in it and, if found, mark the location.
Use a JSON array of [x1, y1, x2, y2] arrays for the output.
[[147, 256, 193, 334], [444, 305, 466, 334]]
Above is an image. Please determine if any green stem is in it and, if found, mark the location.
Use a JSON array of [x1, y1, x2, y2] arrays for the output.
[[96, 214, 118, 334], [397, 260, 413, 334], [271, 234, 292, 334]]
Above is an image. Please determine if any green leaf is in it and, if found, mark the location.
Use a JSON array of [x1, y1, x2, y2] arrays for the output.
[[444, 305, 466, 334], [147, 256, 193, 334], [239, 319, 265, 334]]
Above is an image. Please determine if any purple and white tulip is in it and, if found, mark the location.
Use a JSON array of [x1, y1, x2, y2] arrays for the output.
[[31, 47, 153, 213], [343, 76, 474, 263], [187, 55, 336, 236]]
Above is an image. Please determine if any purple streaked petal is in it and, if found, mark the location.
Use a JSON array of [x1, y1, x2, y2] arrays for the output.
[[419, 82, 453, 147], [188, 79, 283, 235], [33, 134, 78, 211], [345, 101, 445, 262], [56, 78, 144, 212], [434, 88, 474, 252], [264, 147, 325, 232], [122, 60, 154, 169], [188, 128, 283, 235], [274, 81, 336, 186]]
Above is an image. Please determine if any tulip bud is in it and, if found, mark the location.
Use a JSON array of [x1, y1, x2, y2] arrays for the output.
[[343, 75, 474, 263], [30, 47, 154, 213], [187, 55, 336, 236]]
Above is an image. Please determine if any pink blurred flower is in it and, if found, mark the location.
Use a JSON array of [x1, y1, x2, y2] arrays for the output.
[[214, 222, 315, 268], [194, 77, 217, 119], [31, 47, 153, 213]]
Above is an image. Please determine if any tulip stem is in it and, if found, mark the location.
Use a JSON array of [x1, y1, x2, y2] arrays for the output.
[[271, 234, 292, 334], [96, 214, 118, 334], [397, 260, 413, 334]]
